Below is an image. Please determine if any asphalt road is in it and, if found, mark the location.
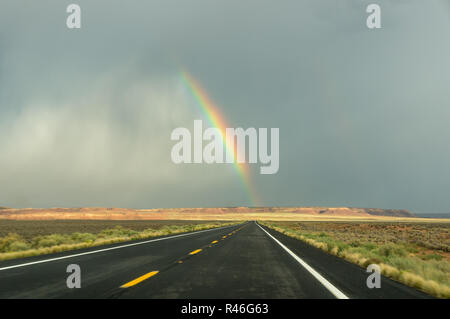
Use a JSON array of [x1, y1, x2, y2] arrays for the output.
[[0, 221, 432, 299]]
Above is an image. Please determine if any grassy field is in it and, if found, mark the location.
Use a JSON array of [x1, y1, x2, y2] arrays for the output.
[[260, 221, 450, 298], [0, 220, 239, 262]]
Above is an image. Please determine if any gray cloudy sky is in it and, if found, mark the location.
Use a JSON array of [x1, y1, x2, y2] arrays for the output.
[[0, 1, 449, 213]]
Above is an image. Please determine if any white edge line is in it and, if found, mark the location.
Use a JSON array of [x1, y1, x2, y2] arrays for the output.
[[256, 222, 349, 299], [0, 223, 242, 271]]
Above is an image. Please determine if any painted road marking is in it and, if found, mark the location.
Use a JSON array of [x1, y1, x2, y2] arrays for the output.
[[256, 222, 349, 300], [120, 271, 159, 288], [119, 224, 246, 289], [189, 249, 202, 255], [0, 223, 244, 271]]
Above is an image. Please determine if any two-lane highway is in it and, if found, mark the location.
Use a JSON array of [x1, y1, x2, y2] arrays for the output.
[[0, 221, 432, 298]]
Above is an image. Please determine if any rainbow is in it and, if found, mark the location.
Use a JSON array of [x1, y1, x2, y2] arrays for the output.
[[180, 70, 258, 207]]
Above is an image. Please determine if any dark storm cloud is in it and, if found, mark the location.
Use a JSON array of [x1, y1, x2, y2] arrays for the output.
[[0, 1, 449, 213]]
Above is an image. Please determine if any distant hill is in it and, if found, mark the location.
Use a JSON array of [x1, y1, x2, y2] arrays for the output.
[[0, 206, 418, 221], [362, 208, 414, 217]]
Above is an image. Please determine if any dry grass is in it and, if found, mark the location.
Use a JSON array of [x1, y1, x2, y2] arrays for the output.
[[260, 221, 450, 298], [0, 221, 239, 262], [0, 220, 230, 240]]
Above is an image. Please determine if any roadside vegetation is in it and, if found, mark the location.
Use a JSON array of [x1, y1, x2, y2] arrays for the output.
[[0, 221, 239, 262], [260, 221, 450, 298]]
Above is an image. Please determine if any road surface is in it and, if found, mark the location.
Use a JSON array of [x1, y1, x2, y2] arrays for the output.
[[0, 221, 431, 298]]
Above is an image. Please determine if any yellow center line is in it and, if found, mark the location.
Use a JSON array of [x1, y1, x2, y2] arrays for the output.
[[120, 270, 159, 288], [189, 249, 202, 255], [211, 240, 218, 244]]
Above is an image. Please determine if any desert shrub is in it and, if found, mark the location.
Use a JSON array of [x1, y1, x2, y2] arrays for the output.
[[0, 233, 29, 252], [159, 226, 175, 234], [376, 243, 407, 257], [362, 242, 376, 251], [32, 234, 72, 248], [98, 226, 138, 238], [349, 241, 360, 247], [361, 257, 383, 268], [404, 244, 420, 254], [9, 241, 31, 251], [421, 253, 444, 261], [348, 246, 377, 258], [70, 232, 96, 243]]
